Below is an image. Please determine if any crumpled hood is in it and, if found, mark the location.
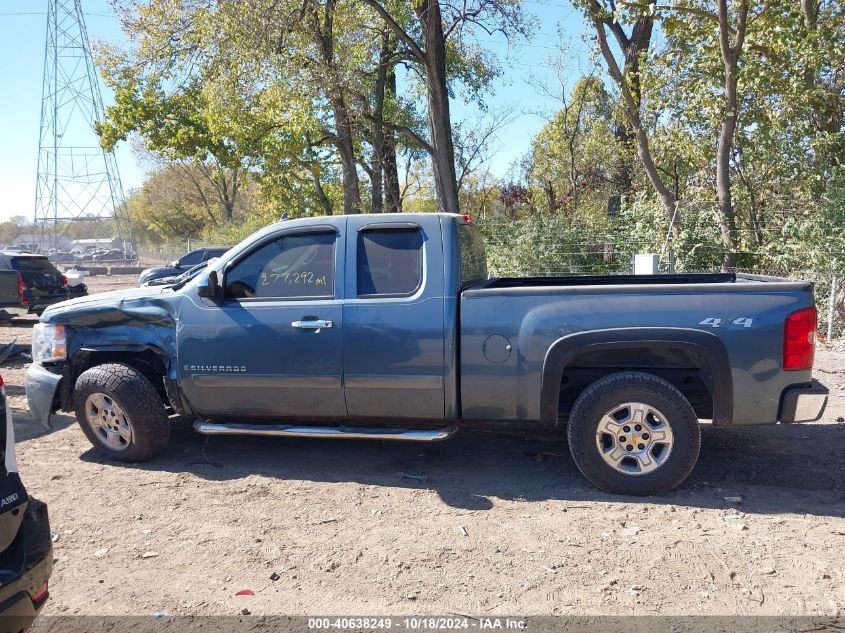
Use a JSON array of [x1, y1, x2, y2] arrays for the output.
[[40, 285, 177, 327]]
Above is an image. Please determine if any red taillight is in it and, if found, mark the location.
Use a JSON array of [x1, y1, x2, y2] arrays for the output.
[[462, 214, 473, 223], [61, 274, 68, 287], [0, 374, 5, 387], [17, 274, 27, 306], [784, 307, 817, 370], [31, 582, 49, 606]]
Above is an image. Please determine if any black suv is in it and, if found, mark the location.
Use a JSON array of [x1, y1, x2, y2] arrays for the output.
[[0, 373, 52, 629]]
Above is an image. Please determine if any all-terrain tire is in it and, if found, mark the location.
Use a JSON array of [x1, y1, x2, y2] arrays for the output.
[[567, 371, 701, 496], [74, 363, 170, 462]]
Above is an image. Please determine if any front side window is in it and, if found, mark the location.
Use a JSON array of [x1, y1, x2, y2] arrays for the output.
[[225, 232, 335, 299], [357, 228, 423, 297]]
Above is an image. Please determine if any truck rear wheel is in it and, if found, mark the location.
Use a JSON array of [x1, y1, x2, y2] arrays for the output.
[[566, 371, 701, 496], [74, 363, 170, 462]]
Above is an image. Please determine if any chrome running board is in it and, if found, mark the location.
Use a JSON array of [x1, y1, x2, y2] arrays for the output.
[[193, 420, 458, 442]]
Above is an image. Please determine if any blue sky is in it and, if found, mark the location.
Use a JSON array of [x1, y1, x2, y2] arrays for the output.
[[0, 0, 592, 222]]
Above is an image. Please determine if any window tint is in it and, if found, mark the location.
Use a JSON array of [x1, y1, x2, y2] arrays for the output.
[[358, 228, 423, 297], [457, 224, 488, 288], [178, 250, 204, 266], [225, 233, 335, 299]]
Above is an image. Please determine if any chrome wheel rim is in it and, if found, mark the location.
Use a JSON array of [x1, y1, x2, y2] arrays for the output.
[[595, 402, 674, 476], [85, 393, 133, 452]]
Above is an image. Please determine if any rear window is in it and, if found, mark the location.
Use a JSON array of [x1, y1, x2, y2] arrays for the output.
[[358, 228, 424, 297], [457, 224, 488, 288], [10, 257, 56, 274], [178, 250, 205, 266]]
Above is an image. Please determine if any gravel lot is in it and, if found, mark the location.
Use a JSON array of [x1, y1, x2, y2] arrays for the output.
[[1, 275, 843, 617]]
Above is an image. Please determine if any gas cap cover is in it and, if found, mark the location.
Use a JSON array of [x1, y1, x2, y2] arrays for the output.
[[483, 335, 512, 363]]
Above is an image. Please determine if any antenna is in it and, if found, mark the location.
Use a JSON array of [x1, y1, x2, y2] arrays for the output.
[[33, 0, 131, 253]]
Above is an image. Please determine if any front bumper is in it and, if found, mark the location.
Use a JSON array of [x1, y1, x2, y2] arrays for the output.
[[25, 364, 62, 429], [779, 379, 829, 423], [0, 498, 53, 632]]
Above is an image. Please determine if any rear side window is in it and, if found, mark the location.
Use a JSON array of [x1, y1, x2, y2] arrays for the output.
[[10, 257, 55, 274], [457, 224, 488, 288], [225, 232, 335, 299], [358, 228, 423, 297]]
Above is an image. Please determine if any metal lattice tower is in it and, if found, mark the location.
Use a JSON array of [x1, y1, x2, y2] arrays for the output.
[[34, 0, 131, 252]]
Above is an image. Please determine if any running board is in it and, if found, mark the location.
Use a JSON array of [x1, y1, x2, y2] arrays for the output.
[[193, 420, 458, 442]]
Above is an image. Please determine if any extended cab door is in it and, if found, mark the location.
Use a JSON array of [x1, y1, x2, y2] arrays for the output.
[[176, 221, 347, 418], [342, 216, 446, 420]]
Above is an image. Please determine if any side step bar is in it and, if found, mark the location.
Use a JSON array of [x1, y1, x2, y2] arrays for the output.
[[193, 420, 458, 442]]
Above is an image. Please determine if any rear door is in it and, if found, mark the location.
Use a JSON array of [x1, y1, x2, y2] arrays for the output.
[[177, 221, 347, 419], [342, 216, 446, 420]]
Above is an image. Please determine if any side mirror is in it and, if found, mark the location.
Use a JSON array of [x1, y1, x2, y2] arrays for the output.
[[197, 270, 220, 300]]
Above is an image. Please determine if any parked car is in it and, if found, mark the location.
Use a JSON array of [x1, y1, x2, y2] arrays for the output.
[[26, 213, 828, 496], [0, 373, 53, 629], [0, 252, 75, 315], [137, 247, 229, 286], [140, 259, 218, 288]]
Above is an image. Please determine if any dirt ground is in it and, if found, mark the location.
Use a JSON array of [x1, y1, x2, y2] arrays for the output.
[[1, 274, 843, 617]]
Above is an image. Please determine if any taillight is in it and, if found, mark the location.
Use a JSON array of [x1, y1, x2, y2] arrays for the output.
[[61, 274, 68, 287], [0, 374, 4, 387], [17, 274, 27, 306], [783, 307, 817, 370]]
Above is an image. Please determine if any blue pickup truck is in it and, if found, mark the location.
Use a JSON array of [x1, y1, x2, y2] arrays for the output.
[[25, 213, 828, 495]]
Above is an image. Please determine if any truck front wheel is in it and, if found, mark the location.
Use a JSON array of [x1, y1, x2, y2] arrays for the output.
[[566, 372, 701, 496], [73, 363, 170, 462]]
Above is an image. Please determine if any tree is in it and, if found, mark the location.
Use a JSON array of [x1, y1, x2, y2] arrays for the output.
[[579, 0, 679, 226], [714, 0, 748, 270], [361, 0, 529, 214], [528, 76, 619, 219]]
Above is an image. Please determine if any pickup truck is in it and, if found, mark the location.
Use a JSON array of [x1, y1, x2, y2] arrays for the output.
[[25, 213, 828, 495]]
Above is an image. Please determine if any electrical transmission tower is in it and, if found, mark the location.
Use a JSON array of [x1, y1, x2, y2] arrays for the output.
[[34, 0, 131, 253]]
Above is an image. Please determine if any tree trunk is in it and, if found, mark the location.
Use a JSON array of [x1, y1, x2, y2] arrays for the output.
[[330, 97, 363, 215], [383, 63, 402, 213], [416, 0, 460, 215], [716, 0, 748, 271], [311, 1, 361, 215], [369, 33, 393, 214]]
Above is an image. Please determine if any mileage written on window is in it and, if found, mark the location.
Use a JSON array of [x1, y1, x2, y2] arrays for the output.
[[225, 232, 335, 299], [259, 270, 329, 288]]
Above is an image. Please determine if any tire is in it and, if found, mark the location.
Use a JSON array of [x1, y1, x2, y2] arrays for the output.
[[74, 363, 170, 462], [566, 371, 701, 496]]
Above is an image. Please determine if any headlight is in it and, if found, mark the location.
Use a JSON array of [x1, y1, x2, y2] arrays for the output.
[[31, 324, 67, 363]]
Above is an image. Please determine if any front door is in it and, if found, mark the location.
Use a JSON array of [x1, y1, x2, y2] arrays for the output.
[[177, 222, 347, 419]]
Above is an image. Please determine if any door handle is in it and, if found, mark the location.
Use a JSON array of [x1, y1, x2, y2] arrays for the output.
[[291, 319, 333, 330]]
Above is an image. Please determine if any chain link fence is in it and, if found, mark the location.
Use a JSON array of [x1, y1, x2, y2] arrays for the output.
[[475, 212, 843, 341], [137, 241, 229, 267]]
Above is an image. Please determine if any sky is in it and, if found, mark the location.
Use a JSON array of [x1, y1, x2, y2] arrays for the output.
[[0, 0, 592, 223]]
